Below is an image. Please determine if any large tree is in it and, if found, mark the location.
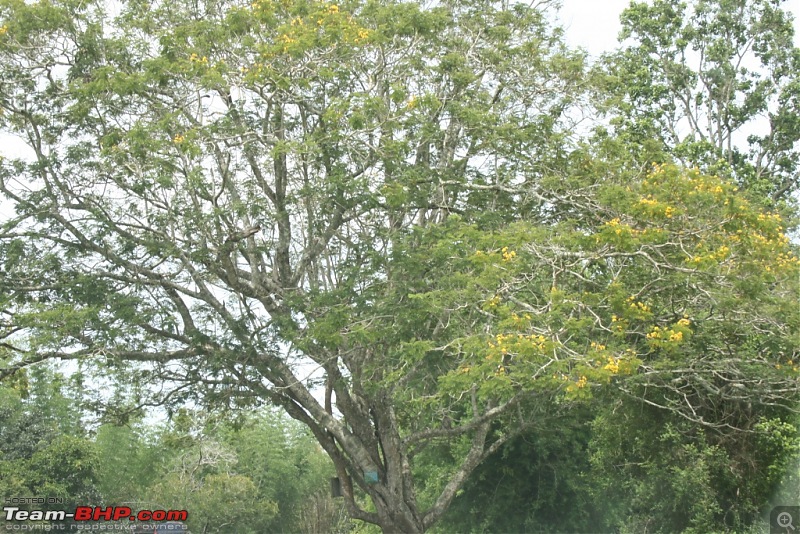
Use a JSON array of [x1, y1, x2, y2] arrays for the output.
[[0, 0, 584, 529], [0, 0, 798, 532]]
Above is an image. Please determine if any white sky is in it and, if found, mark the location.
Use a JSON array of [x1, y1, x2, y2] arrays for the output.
[[560, 0, 631, 54]]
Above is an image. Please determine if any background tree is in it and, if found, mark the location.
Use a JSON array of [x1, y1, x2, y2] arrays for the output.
[[0, 368, 101, 522], [94, 422, 173, 507], [95, 408, 338, 533], [587, 397, 800, 533], [597, 0, 800, 201]]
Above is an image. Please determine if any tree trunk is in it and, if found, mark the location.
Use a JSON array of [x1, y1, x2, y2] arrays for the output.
[[373, 492, 426, 534]]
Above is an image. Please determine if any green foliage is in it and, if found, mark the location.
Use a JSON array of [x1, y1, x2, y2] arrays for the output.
[[599, 0, 800, 202], [219, 409, 336, 531], [434, 406, 603, 534], [588, 398, 800, 533], [379, 163, 798, 411], [149, 471, 273, 534], [94, 423, 171, 505], [368, 161, 799, 532], [94, 409, 338, 533], [0, 370, 101, 518], [0, 0, 798, 530]]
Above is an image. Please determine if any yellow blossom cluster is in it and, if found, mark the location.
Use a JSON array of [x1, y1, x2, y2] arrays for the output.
[[689, 178, 726, 196], [574, 375, 588, 389], [598, 218, 666, 244], [188, 53, 208, 64], [757, 213, 781, 223], [353, 28, 371, 43], [605, 218, 623, 234], [485, 295, 501, 308], [775, 360, 799, 372], [511, 312, 533, 324], [501, 246, 516, 262], [717, 208, 796, 275], [473, 246, 518, 263], [595, 348, 639, 376], [637, 195, 675, 219], [646, 317, 691, 346], [775, 252, 800, 270], [240, 62, 266, 77], [751, 231, 790, 246], [626, 296, 650, 314], [645, 327, 659, 340], [688, 245, 731, 265], [601, 218, 635, 239], [603, 357, 619, 374], [173, 134, 186, 144], [487, 333, 548, 357], [645, 161, 667, 179], [0, 25, 7, 35]]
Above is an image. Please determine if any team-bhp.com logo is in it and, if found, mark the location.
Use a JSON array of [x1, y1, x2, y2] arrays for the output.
[[3, 506, 188, 523]]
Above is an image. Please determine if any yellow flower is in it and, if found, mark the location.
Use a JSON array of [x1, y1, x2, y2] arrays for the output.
[[646, 326, 661, 340], [173, 134, 185, 144], [668, 331, 683, 342], [0, 25, 7, 35]]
